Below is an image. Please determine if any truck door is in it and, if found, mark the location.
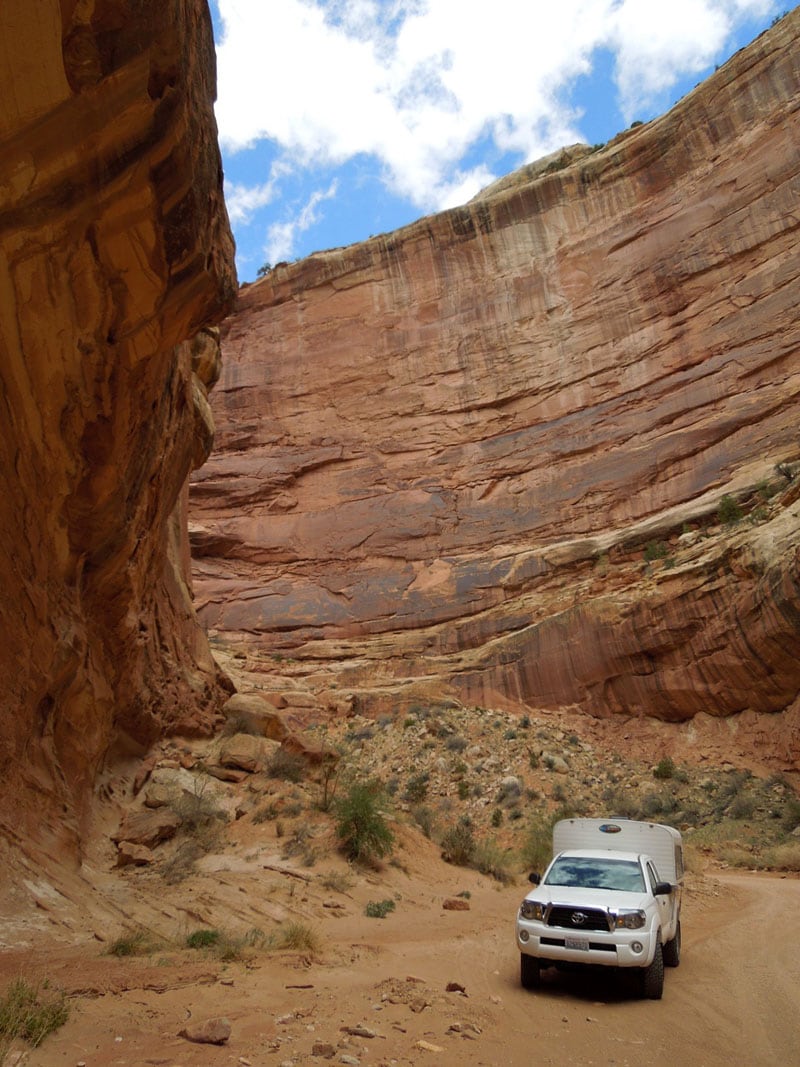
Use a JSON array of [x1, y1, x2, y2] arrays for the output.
[[646, 861, 674, 933]]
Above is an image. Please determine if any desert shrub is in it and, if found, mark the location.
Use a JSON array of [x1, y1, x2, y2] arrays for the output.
[[253, 801, 280, 823], [781, 796, 800, 832], [644, 540, 668, 562], [319, 869, 354, 893], [273, 921, 320, 952], [365, 899, 396, 919], [172, 782, 227, 836], [160, 839, 210, 884], [456, 780, 469, 800], [729, 795, 756, 820], [267, 748, 305, 783], [440, 818, 475, 866], [763, 840, 800, 871], [653, 757, 676, 780], [520, 715, 531, 729], [520, 808, 574, 873], [446, 734, 467, 753], [0, 978, 69, 1049], [412, 805, 435, 838], [640, 792, 664, 818], [491, 808, 503, 828], [473, 839, 515, 884], [404, 772, 430, 803], [717, 494, 742, 525], [186, 928, 221, 949], [497, 778, 522, 803], [107, 929, 158, 957], [335, 780, 394, 864]]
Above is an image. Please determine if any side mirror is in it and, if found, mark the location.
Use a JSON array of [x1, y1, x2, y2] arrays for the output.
[[654, 881, 672, 896], [528, 872, 541, 885]]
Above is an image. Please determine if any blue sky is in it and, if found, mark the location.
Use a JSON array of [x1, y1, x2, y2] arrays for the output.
[[209, 1, 785, 282]]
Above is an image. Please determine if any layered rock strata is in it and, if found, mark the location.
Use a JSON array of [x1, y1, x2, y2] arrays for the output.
[[0, 1, 236, 849], [192, 15, 800, 742]]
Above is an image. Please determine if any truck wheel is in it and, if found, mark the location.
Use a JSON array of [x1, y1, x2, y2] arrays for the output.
[[640, 940, 664, 1000], [520, 953, 541, 989], [663, 920, 681, 968]]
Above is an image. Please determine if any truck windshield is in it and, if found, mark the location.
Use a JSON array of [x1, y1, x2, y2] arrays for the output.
[[545, 857, 645, 892]]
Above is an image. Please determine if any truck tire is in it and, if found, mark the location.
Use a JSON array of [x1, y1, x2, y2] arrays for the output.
[[663, 920, 681, 968], [520, 953, 541, 989], [640, 940, 664, 1000]]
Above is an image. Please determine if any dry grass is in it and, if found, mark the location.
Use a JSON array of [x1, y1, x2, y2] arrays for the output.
[[0, 977, 69, 1053], [763, 840, 800, 871], [272, 921, 320, 953]]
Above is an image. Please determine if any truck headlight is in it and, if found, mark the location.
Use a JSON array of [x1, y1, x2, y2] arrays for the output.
[[614, 909, 646, 929], [520, 900, 544, 921]]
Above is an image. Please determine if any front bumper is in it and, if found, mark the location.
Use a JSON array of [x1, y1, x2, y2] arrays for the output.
[[517, 919, 657, 968]]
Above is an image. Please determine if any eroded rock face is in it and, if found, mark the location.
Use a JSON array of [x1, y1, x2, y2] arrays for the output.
[[0, 1, 236, 848], [191, 16, 800, 737]]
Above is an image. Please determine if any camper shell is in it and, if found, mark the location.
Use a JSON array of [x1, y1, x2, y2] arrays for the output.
[[553, 818, 684, 886]]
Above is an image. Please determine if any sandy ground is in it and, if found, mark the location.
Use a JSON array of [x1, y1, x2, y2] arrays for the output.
[[2, 857, 798, 1067]]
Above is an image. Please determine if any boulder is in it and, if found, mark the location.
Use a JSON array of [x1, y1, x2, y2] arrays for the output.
[[222, 693, 289, 740], [112, 809, 180, 848], [219, 733, 267, 773]]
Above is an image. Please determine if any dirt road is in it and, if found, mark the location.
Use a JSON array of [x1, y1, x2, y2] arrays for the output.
[[4, 863, 798, 1067]]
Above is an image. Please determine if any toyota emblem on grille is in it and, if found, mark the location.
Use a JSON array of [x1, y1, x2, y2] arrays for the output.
[[571, 912, 587, 926]]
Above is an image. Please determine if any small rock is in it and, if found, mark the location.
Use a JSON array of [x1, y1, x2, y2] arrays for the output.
[[341, 1025, 377, 1038], [311, 1042, 336, 1059], [408, 996, 428, 1013], [443, 897, 470, 911], [339, 1056, 361, 1066], [178, 1017, 231, 1045], [414, 1040, 443, 1052], [445, 981, 467, 993]]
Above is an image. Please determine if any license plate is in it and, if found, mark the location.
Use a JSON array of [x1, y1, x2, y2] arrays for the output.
[[565, 937, 589, 951]]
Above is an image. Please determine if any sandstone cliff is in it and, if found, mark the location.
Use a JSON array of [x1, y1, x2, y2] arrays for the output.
[[192, 15, 800, 755], [0, 1, 236, 853]]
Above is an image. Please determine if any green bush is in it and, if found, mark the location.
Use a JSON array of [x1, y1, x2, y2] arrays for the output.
[[107, 930, 157, 957], [335, 780, 394, 864], [365, 899, 396, 919], [653, 756, 676, 780], [644, 540, 668, 562], [0, 978, 69, 1049], [404, 772, 429, 803], [717, 494, 742, 525], [186, 928, 220, 949], [440, 818, 475, 866]]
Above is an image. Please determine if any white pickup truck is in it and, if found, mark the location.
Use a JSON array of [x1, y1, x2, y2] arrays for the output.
[[516, 818, 683, 999]]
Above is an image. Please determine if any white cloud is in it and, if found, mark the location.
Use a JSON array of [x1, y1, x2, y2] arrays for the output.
[[264, 181, 340, 264], [214, 0, 777, 221]]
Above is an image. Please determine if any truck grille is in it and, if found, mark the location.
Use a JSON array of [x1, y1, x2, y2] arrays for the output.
[[546, 906, 611, 932]]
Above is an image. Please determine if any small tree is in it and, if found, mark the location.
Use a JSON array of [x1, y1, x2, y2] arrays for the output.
[[256, 262, 272, 278], [717, 494, 742, 525], [335, 780, 393, 864]]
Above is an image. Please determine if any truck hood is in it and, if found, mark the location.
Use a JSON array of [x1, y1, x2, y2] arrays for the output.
[[525, 886, 650, 910]]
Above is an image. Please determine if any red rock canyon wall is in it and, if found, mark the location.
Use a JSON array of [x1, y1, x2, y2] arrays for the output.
[[192, 15, 800, 750], [0, 0, 236, 850]]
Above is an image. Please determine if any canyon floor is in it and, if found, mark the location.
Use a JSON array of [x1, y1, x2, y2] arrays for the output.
[[2, 650, 799, 1067]]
